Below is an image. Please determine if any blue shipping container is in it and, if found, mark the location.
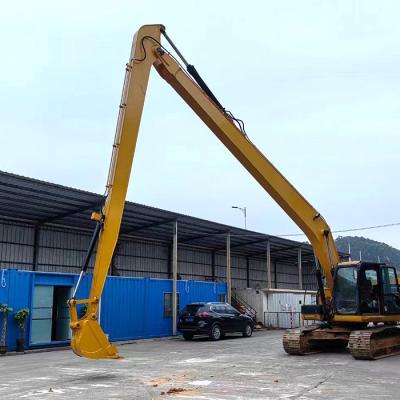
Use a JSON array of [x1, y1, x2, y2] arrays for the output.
[[0, 269, 227, 351]]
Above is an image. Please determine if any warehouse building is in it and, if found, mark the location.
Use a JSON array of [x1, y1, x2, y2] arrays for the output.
[[0, 171, 319, 351]]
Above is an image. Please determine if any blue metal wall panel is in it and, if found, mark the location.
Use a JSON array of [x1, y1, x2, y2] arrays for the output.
[[100, 277, 227, 341], [0, 270, 227, 351], [0, 269, 32, 351]]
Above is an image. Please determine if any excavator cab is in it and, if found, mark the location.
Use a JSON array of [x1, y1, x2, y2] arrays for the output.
[[333, 262, 400, 317], [291, 263, 400, 359], [302, 262, 400, 322]]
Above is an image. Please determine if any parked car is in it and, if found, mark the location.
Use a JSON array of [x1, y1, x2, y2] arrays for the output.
[[177, 302, 254, 340]]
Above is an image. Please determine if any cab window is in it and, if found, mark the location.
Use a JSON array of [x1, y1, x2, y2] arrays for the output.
[[334, 267, 358, 314], [359, 268, 379, 314], [381, 267, 400, 314]]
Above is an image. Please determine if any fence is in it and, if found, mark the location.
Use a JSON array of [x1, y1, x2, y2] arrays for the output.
[[263, 311, 315, 329]]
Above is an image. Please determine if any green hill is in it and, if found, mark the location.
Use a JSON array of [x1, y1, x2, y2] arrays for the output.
[[335, 236, 400, 267]]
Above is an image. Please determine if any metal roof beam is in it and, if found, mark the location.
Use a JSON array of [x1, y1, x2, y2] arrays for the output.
[[271, 244, 302, 254], [38, 201, 104, 224], [214, 237, 269, 252], [178, 230, 228, 244], [275, 254, 315, 263], [121, 218, 176, 235], [250, 245, 306, 258]]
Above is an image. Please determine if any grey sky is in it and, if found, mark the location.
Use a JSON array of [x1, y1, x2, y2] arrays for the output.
[[1, 1, 399, 248]]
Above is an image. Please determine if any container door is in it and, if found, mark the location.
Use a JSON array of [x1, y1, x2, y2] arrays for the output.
[[53, 286, 72, 341], [31, 285, 54, 344]]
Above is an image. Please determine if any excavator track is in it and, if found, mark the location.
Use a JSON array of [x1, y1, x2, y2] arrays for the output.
[[349, 326, 400, 360], [283, 324, 352, 356], [282, 326, 322, 355]]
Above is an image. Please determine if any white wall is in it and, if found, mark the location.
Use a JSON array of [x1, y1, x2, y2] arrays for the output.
[[237, 288, 317, 328]]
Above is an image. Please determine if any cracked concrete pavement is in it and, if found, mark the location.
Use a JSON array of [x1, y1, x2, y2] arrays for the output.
[[0, 330, 399, 399]]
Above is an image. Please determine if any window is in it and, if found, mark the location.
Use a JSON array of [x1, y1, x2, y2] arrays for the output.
[[218, 294, 226, 302], [163, 292, 180, 318], [381, 267, 400, 314], [213, 305, 225, 314], [359, 268, 379, 314], [334, 267, 358, 314], [225, 305, 239, 315]]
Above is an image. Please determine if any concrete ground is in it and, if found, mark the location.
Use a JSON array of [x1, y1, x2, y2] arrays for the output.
[[0, 330, 399, 399]]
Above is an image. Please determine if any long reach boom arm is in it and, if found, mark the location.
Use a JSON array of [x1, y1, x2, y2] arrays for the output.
[[68, 24, 339, 359]]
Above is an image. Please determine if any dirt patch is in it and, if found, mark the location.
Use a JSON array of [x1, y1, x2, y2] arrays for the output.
[[160, 387, 201, 396], [144, 372, 190, 386]]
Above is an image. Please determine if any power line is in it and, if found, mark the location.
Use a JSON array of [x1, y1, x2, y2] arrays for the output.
[[276, 222, 400, 238]]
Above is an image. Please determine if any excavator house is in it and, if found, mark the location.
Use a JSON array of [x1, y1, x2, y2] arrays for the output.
[[68, 24, 400, 360]]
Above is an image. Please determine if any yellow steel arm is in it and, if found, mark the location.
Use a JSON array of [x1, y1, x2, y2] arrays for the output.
[[69, 24, 339, 359], [153, 49, 339, 292], [68, 25, 163, 359]]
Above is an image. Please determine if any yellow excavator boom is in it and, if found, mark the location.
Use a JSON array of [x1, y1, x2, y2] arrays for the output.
[[68, 24, 339, 359]]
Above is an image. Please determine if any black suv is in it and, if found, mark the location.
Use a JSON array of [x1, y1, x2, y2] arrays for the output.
[[177, 302, 254, 340]]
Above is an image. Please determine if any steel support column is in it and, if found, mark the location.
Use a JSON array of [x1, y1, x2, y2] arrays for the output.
[[32, 224, 40, 271], [266, 240, 271, 289], [274, 261, 277, 289], [167, 243, 172, 279], [172, 221, 178, 335], [298, 247, 303, 290], [226, 232, 232, 303], [246, 256, 250, 288], [211, 251, 216, 282]]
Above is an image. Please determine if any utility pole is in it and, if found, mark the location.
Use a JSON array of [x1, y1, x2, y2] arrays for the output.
[[232, 206, 247, 229], [348, 241, 352, 261]]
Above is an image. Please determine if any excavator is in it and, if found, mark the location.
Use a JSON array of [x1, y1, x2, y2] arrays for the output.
[[68, 24, 400, 360]]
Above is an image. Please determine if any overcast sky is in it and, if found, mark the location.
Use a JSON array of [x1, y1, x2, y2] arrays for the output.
[[1, 1, 399, 248]]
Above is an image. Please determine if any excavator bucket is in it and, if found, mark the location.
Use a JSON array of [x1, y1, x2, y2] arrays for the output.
[[70, 318, 120, 359]]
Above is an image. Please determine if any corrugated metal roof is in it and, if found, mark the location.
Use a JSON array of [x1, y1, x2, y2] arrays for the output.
[[0, 170, 318, 263]]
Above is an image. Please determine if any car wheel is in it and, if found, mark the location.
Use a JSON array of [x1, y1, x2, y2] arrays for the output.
[[183, 333, 194, 340], [242, 323, 253, 337], [210, 324, 222, 341]]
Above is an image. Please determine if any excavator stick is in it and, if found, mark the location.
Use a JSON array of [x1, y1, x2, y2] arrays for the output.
[[67, 25, 162, 359]]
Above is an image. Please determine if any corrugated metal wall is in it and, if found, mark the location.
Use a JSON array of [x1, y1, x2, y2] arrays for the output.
[[264, 291, 317, 329], [39, 227, 93, 273], [178, 247, 212, 281], [249, 258, 267, 288], [115, 238, 169, 278], [0, 221, 35, 270], [275, 263, 299, 289], [302, 263, 318, 290], [0, 220, 317, 291]]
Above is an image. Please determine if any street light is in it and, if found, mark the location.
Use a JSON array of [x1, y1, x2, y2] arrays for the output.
[[232, 206, 247, 229]]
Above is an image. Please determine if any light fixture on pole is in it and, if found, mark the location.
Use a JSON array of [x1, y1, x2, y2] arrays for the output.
[[232, 206, 247, 229]]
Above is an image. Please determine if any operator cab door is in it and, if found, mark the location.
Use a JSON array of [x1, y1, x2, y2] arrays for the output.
[[358, 265, 380, 314], [380, 266, 400, 315]]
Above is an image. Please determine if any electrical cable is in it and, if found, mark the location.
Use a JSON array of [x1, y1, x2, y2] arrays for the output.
[[277, 222, 400, 238], [1, 269, 6, 288]]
